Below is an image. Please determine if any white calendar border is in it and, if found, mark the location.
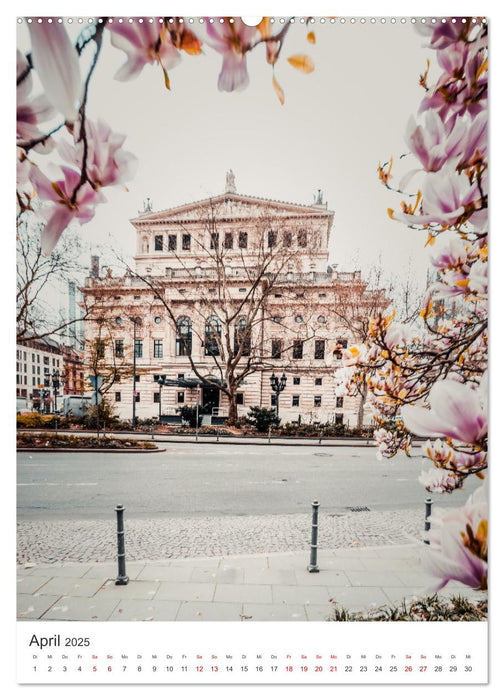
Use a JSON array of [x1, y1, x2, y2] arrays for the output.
[[6, 0, 503, 697]]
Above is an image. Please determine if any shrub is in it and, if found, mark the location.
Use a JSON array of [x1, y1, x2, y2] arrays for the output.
[[176, 404, 203, 428], [245, 406, 280, 433]]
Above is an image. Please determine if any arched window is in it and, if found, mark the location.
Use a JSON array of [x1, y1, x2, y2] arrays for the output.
[[205, 316, 221, 356], [234, 317, 251, 357], [175, 317, 192, 356]]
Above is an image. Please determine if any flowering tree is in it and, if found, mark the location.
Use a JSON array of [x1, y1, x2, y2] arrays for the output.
[[17, 16, 315, 254], [346, 17, 488, 592]]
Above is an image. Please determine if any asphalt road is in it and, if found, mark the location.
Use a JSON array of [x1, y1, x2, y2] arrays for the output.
[[16, 442, 481, 521]]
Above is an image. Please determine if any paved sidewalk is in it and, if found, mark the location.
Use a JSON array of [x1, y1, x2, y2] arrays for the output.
[[17, 544, 486, 622]]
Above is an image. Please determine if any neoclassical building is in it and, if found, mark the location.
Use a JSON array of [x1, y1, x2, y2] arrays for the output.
[[81, 177, 386, 426]]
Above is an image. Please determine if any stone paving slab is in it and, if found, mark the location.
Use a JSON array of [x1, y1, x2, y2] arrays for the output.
[[155, 582, 215, 602], [95, 579, 160, 600], [18, 593, 61, 620], [17, 575, 52, 594], [108, 600, 181, 621], [214, 583, 272, 604], [41, 596, 120, 621], [272, 585, 332, 605], [36, 577, 103, 597], [176, 602, 243, 622], [242, 603, 308, 621]]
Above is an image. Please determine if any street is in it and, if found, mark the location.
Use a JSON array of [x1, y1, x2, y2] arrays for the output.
[[17, 442, 480, 521]]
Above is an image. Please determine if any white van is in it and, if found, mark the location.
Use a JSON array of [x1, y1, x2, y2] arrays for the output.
[[16, 396, 31, 414], [59, 395, 94, 418]]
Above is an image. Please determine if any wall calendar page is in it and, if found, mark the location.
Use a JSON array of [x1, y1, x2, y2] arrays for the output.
[[13, 4, 492, 694]]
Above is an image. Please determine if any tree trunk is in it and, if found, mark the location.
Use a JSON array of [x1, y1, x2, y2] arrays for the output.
[[227, 392, 238, 425], [357, 383, 368, 430]]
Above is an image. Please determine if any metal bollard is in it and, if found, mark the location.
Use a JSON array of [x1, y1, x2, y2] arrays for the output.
[[307, 500, 320, 572], [268, 426, 271, 444], [424, 497, 432, 545], [115, 504, 129, 585]]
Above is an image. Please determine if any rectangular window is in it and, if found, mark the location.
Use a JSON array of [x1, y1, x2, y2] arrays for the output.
[[135, 392, 140, 403], [315, 339, 325, 359], [314, 396, 322, 407], [271, 339, 282, 359], [283, 231, 292, 247], [334, 338, 348, 360], [292, 395, 300, 407], [182, 233, 191, 250], [115, 339, 124, 357], [154, 234, 163, 251], [315, 377, 323, 386], [238, 231, 248, 249], [115, 392, 121, 402], [134, 339, 143, 358], [96, 340, 105, 358], [236, 393, 244, 405], [293, 377, 300, 385], [271, 394, 277, 407], [135, 374, 140, 383], [268, 230, 277, 248], [154, 392, 160, 404], [177, 391, 185, 404], [44, 356, 49, 365], [335, 413, 344, 425], [168, 234, 177, 251], [336, 396, 344, 408], [178, 373, 184, 379], [297, 229, 307, 247], [224, 232, 233, 249], [293, 340, 304, 359], [210, 232, 219, 249], [153, 340, 163, 358]]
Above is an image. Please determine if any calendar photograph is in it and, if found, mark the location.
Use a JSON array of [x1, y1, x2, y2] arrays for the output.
[[15, 12, 489, 685]]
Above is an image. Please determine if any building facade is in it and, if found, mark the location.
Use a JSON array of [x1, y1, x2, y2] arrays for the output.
[[16, 338, 85, 412], [81, 182, 387, 426]]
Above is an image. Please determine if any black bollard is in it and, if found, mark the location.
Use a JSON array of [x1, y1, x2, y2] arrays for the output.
[[307, 500, 320, 572], [115, 504, 129, 585], [424, 497, 433, 545]]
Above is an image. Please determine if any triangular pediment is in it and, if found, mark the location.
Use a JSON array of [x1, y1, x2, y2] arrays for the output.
[[131, 192, 334, 226]]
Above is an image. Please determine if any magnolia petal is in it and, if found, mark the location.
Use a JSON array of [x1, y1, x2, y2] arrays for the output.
[[401, 404, 446, 438], [272, 75, 285, 105], [287, 54, 315, 74], [41, 206, 75, 255], [29, 21, 81, 123]]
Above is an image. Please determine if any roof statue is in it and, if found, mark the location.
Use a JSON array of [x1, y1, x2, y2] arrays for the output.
[[314, 189, 324, 205], [225, 169, 237, 194]]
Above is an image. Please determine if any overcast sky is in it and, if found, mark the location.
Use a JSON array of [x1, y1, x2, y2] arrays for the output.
[[17, 16, 439, 292]]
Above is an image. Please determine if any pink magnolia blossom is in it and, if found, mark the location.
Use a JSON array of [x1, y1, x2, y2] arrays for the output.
[[430, 237, 468, 270], [416, 20, 472, 51], [422, 485, 487, 591], [58, 118, 137, 189], [30, 165, 105, 254], [405, 110, 466, 173], [28, 20, 81, 123], [394, 162, 481, 228], [16, 50, 55, 148], [402, 376, 487, 444], [108, 20, 181, 82], [419, 467, 462, 493], [202, 19, 260, 92]]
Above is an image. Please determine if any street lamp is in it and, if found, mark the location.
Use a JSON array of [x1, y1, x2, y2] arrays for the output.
[[269, 372, 287, 418], [52, 370, 61, 413], [154, 374, 167, 420]]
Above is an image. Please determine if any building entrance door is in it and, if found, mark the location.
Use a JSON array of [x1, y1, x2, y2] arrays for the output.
[[202, 386, 220, 415]]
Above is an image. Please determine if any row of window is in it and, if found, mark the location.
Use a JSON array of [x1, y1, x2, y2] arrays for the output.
[[16, 351, 60, 367], [114, 391, 343, 409], [98, 332, 340, 361], [145, 228, 311, 254]]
